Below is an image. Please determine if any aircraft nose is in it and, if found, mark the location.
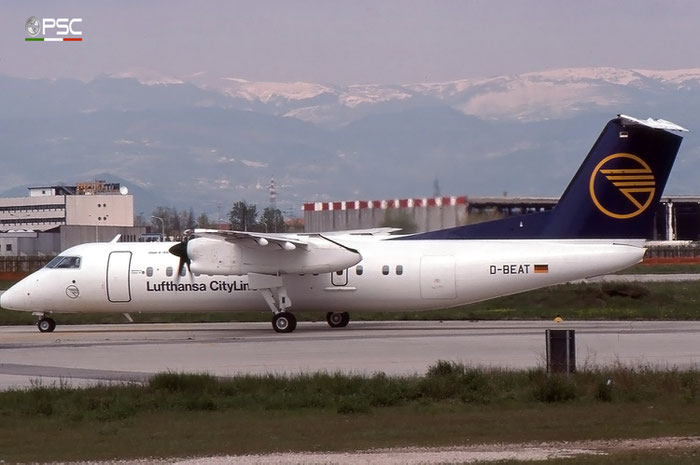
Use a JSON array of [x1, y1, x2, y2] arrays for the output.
[[0, 288, 12, 309], [1, 285, 24, 310]]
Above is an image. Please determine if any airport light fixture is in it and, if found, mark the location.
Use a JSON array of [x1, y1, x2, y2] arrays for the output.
[[151, 215, 165, 241]]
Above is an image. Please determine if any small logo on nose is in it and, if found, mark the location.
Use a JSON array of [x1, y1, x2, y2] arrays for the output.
[[66, 285, 80, 299]]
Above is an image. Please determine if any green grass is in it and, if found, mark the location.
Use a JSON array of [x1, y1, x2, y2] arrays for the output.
[[618, 263, 700, 274], [0, 364, 698, 462]]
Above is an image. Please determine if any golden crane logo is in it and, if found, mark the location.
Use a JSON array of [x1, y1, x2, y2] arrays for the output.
[[589, 153, 656, 219]]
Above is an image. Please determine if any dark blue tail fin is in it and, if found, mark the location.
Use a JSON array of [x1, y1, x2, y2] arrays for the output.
[[401, 115, 686, 240]]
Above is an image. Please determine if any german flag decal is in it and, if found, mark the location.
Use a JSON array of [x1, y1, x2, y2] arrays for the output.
[[534, 264, 549, 274]]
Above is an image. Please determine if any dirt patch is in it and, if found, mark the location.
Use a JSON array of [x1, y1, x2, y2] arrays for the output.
[[170, 436, 700, 464]]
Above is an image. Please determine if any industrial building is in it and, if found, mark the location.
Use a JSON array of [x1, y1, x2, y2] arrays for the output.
[[0, 181, 145, 256], [303, 195, 700, 241]]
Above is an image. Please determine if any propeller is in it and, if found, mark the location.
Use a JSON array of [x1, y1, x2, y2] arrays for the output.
[[169, 237, 191, 279]]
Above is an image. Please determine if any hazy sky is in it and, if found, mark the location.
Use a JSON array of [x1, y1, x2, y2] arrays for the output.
[[3, 0, 700, 85]]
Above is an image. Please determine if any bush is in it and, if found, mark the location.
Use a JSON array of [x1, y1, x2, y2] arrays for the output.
[[337, 394, 372, 414], [601, 282, 649, 299], [149, 372, 219, 393], [533, 375, 577, 402], [421, 361, 492, 403], [595, 378, 614, 402]]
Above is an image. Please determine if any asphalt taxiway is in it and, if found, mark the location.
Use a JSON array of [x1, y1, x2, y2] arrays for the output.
[[1, 320, 699, 390]]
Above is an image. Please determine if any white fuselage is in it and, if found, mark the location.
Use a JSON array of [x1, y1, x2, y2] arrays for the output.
[[1, 235, 645, 316]]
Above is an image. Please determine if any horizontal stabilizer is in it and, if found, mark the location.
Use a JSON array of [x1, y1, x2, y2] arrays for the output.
[[618, 114, 688, 132]]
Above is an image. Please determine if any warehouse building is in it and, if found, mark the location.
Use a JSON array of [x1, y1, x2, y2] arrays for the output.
[[303, 195, 700, 241]]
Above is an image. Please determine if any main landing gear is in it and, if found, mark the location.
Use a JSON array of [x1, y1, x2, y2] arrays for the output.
[[37, 316, 56, 333], [272, 311, 297, 333], [249, 274, 350, 333], [326, 312, 350, 328]]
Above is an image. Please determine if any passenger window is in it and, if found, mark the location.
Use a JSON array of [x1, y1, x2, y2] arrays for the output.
[[396, 265, 403, 275], [356, 265, 363, 276], [336, 270, 343, 276], [382, 265, 389, 276], [166, 267, 173, 277], [146, 267, 153, 277], [180, 266, 186, 277]]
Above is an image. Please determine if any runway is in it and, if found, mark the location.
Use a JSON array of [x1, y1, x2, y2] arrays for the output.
[[1, 320, 699, 390]]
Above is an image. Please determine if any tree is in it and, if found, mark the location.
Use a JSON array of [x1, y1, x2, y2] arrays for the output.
[[229, 201, 258, 231], [133, 212, 148, 227], [171, 210, 182, 238], [151, 206, 176, 239], [151, 206, 194, 239], [260, 207, 286, 233], [196, 212, 214, 229], [180, 208, 196, 230]]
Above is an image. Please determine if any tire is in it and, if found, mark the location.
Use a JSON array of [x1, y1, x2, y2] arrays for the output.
[[272, 312, 297, 333], [339, 312, 350, 327], [326, 312, 344, 328], [38, 317, 56, 333]]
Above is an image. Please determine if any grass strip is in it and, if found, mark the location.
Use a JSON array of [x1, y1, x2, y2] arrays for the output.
[[0, 363, 698, 462], [617, 263, 700, 274]]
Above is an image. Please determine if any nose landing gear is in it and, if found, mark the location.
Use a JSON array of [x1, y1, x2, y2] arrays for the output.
[[37, 316, 56, 333]]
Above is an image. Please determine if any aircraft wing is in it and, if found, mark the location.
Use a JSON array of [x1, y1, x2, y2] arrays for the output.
[[315, 227, 402, 236], [192, 229, 310, 250]]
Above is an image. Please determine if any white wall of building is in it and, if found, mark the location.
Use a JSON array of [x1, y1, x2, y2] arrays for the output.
[[65, 195, 134, 226]]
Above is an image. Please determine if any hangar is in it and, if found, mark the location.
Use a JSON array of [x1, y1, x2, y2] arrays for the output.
[[303, 195, 700, 241]]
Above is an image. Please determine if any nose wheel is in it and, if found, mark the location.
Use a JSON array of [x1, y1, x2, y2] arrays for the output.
[[37, 317, 56, 333]]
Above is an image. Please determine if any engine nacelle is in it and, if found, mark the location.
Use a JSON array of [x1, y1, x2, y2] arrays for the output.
[[186, 236, 362, 276], [188, 237, 243, 275]]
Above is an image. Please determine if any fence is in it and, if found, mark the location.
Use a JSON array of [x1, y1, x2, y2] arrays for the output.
[[0, 256, 54, 278]]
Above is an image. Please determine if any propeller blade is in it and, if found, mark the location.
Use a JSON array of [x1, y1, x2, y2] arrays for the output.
[[168, 241, 187, 258], [168, 240, 191, 279]]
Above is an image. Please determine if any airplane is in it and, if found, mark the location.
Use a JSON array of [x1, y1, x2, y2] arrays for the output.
[[0, 115, 688, 333]]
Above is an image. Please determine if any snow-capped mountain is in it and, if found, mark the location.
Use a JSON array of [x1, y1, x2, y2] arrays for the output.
[[191, 67, 700, 125], [1, 67, 699, 218]]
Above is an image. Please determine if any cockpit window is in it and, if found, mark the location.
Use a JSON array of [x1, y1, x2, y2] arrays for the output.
[[45, 256, 81, 269]]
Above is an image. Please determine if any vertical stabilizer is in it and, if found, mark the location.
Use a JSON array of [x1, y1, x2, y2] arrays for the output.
[[542, 115, 685, 238], [399, 115, 686, 240]]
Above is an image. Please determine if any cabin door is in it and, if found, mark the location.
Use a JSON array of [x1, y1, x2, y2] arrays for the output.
[[107, 251, 132, 302], [331, 268, 349, 286], [419, 256, 456, 300]]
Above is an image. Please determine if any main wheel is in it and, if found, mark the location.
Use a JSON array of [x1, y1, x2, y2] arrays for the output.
[[272, 312, 297, 333], [339, 312, 350, 327], [326, 312, 344, 328], [37, 317, 56, 333]]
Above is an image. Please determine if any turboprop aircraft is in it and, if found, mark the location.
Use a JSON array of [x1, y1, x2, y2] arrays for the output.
[[0, 115, 688, 333]]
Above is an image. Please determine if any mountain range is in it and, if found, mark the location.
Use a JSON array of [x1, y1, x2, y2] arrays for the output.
[[1, 67, 699, 219]]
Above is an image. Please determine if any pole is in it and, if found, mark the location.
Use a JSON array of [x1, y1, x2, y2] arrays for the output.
[[151, 216, 165, 241]]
